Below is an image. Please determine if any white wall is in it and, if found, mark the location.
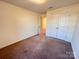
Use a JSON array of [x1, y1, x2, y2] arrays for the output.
[[46, 4, 79, 42], [0, 1, 39, 48], [71, 17, 79, 59]]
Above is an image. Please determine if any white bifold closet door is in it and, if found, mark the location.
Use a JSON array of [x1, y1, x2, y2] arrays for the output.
[[46, 12, 77, 42], [46, 14, 58, 38]]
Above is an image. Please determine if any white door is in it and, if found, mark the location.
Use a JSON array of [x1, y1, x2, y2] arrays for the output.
[[46, 13, 58, 38], [56, 14, 69, 41], [57, 14, 77, 42], [46, 12, 77, 42]]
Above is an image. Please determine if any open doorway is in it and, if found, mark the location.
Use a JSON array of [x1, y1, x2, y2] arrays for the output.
[[40, 14, 47, 39]]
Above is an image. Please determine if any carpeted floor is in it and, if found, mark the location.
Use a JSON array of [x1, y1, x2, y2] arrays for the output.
[[0, 35, 74, 59]]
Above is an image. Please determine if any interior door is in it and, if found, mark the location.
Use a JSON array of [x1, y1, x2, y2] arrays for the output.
[[56, 14, 68, 41], [56, 13, 77, 42], [46, 13, 58, 38], [46, 12, 77, 42]]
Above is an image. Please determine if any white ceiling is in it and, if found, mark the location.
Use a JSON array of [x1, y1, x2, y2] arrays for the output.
[[2, 0, 79, 13]]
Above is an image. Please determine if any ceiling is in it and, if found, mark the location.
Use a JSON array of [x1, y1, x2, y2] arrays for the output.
[[2, 0, 79, 13]]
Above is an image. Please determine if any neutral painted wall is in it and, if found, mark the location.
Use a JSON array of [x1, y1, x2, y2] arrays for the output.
[[46, 4, 79, 42], [0, 1, 39, 48], [71, 17, 79, 59]]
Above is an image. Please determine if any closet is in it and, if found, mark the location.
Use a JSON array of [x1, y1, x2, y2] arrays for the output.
[[46, 9, 77, 42]]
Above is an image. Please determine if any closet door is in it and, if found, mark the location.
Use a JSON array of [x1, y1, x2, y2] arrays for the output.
[[46, 12, 77, 42], [56, 14, 69, 41], [46, 13, 58, 38], [57, 14, 77, 42]]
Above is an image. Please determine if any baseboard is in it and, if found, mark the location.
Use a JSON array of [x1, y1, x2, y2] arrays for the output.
[[71, 42, 79, 59], [0, 34, 39, 49], [46, 35, 71, 43]]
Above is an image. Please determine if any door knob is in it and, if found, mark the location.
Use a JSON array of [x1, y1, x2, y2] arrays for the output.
[[56, 27, 59, 29]]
